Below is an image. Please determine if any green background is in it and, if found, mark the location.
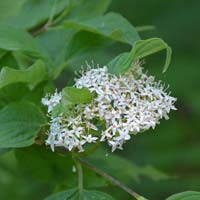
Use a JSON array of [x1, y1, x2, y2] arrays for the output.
[[111, 0, 200, 199]]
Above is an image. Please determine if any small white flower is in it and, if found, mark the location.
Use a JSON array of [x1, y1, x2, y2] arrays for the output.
[[72, 165, 76, 173], [82, 134, 98, 143], [42, 90, 61, 113]]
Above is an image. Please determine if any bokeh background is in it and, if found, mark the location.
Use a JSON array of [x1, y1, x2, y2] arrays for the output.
[[110, 0, 200, 199], [0, 0, 199, 199]]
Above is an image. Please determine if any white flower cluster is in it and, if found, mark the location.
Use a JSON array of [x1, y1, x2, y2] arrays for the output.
[[41, 91, 98, 152], [42, 64, 176, 152]]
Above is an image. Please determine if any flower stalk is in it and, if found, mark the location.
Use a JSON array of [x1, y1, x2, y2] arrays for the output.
[[73, 156, 84, 194]]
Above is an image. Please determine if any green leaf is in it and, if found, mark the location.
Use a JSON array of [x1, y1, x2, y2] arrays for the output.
[[0, 52, 18, 70], [51, 87, 93, 117], [15, 146, 75, 184], [80, 190, 115, 200], [15, 146, 108, 188], [137, 197, 149, 200], [108, 38, 172, 74], [0, 102, 47, 148], [44, 189, 115, 200], [0, 82, 54, 109], [166, 191, 200, 200], [0, 148, 11, 156], [51, 31, 113, 79], [0, 0, 24, 21], [63, 12, 140, 45], [0, 83, 29, 108], [36, 29, 75, 67], [44, 189, 78, 200], [0, 60, 47, 89], [62, 87, 93, 104], [0, 49, 7, 59], [68, 0, 111, 19], [131, 38, 172, 72], [0, 25, 44, 57], [2, 0, 70, 29], [84, 148, 170, 183]]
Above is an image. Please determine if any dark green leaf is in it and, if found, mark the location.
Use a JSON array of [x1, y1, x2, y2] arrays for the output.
[[166, 191, 200, 200], [80, 190, 115, 200], [52, 31, 112, 79], [36, 29, 75, 67], [44, 188, 77, 200], [0, 82, 54, 109], [0, 148, 11, 156], [15, 146, 107, 189], [12, 51, 35, 69], [15, 146, 75, 184], [108, 38, 171, 74], [0, 102, 47, 148], [0, 83, 29, 108], [0, 60, 47, 89], [0, 49, 7, 58], [44, 189, 115, 200], [63, 12, 140, 45], [84, 148, 170, 183], [0, 52, 18, 70]]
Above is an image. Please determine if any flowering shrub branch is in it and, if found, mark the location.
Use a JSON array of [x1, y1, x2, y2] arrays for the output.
[[0, 1, 197, 199]]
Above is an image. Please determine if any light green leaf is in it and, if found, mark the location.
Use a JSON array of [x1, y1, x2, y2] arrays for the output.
[[0, 60, 47, 90], [0, 25, 44, 57], [62, 87, 93, 104], [137, 197, 149, 200], [51, 87, 93, 117], [44, 189, 115, 200], [166, 191, 200, 200], [108, 38, 172, 74], [131, 38, 172, 72], [0, 102, 47, 148], [0, 0, 25, 21], [68, 0, 111, 19], [63, 12, 140, 45], [2, 0, 70, 29]]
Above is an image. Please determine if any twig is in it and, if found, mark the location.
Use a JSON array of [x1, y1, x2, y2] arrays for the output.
[[78, 158, 148, 200], [75, 159, 83, 193], [31, 0, 71, 37], [135, 25, 156, 32], [31, 25, 47, 37]]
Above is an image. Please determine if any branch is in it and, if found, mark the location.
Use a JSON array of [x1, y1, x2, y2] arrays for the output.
[[78, 158, 148, 200], [31, 1, 71, 37]]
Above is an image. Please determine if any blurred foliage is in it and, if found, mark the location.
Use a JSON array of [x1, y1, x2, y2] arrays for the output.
[[0, 0, 199, 200], [109, 0, 200, 199]]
